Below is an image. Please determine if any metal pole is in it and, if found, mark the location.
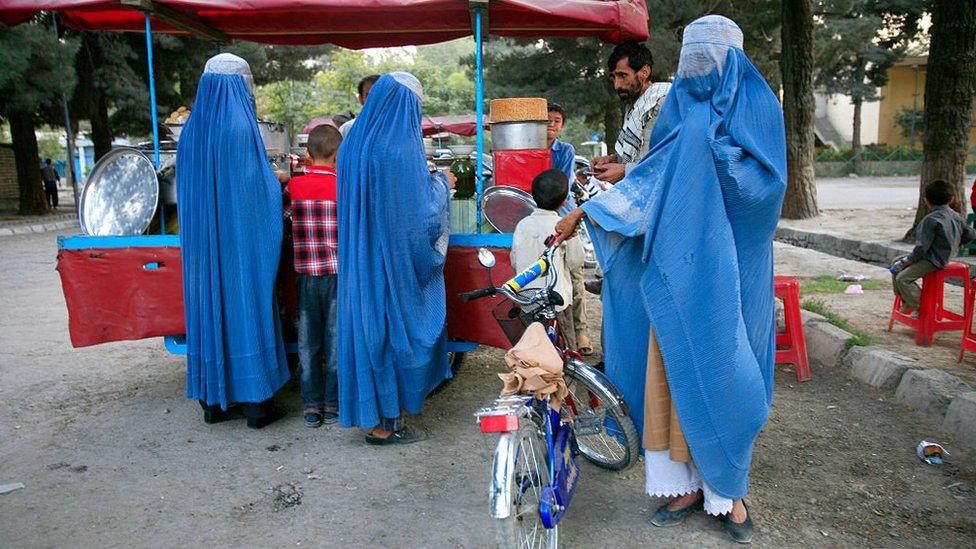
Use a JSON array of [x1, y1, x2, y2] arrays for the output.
[[474, 8, 484, 234], [52, 16, 80, 211], [144, 13, 165, 234]]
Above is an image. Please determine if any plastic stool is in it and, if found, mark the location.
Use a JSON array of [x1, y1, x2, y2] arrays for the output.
[[958, 276, 976, 362], [774, 275, 811, 382], [889, 261, 971, 346]]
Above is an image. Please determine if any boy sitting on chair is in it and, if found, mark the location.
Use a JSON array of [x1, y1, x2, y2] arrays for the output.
[[511, 169, 585, 350], [892, 179, 976, 314]]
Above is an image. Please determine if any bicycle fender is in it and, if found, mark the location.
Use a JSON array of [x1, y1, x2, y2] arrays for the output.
[[565, 359, 630, 416]]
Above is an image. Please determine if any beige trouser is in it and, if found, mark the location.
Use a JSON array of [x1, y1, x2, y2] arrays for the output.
[[570, 266, 588, 339], [893, 259, 938, 309]]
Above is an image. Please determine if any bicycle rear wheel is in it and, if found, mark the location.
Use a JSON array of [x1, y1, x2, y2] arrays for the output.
[[493, 420, 558, 549], [563, 361, 639, 471]]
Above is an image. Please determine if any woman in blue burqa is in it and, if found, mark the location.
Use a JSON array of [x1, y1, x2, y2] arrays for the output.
[[337, 72, 453, 445], [176, 53, 290, 429], [555, 16, 786, 543]]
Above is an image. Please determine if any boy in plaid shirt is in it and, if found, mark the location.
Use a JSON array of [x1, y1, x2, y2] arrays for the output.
[[288, 124, 342, 427]]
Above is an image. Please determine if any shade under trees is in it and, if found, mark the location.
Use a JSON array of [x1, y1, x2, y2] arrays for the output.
[[0, 19, 78, 215]]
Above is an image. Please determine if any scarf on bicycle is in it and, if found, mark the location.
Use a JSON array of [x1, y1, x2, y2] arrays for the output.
[[336, 72, 452, 429], [176, 55, 289, 410], [583, 16, 786, 499]]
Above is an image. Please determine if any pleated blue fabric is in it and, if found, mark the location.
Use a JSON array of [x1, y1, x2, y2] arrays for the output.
[[176, 71, 290, 410], [336, 73, 452, 429], [582, 16, 786, 499], [550, 139, 577, 215]]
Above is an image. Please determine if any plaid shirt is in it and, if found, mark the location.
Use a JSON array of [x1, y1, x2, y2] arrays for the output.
[[288, 167, 338, 276]]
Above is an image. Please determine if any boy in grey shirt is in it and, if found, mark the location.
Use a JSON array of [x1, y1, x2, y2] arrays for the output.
[[892, 180, 976, 311]]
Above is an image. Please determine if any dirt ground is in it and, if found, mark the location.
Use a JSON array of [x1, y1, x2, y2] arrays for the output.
[[1, 229, 975, 547]]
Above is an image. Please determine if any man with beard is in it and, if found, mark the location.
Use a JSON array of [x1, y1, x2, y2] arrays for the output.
[[592, 42, 671, 185]]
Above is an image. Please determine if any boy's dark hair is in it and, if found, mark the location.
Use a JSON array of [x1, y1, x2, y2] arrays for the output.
[[358, 74, 380, 96], [925, 179, 953, 206], [306, 124, 342, 160], [547, 102, 567, 122], [608, 41, 653, 73], [44, 158, 52, 164], [531, 169, 569, 211]]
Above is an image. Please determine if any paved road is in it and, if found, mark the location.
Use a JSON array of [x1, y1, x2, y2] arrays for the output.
[[1, 229, 975, 547], [816, 176, 922, 210]]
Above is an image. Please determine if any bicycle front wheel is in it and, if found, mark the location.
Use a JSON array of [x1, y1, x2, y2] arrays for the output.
[[492, 420, 558, 549], [563, 360, 639, 471]]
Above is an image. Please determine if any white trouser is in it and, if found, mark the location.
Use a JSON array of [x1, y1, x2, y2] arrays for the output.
[[644, 450, 733, 516]]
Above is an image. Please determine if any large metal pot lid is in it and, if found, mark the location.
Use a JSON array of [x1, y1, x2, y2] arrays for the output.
[[481, 185, 537, 234], [79, 147, 159, 236]]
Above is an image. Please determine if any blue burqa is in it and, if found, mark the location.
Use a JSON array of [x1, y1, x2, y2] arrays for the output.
[[336, 72, 452, 429], [551, 139, 577, 215], [176, 56, 290, 410], [583, 16, 786, 499]]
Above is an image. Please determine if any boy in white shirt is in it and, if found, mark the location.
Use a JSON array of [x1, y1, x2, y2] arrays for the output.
[[511, 169, 585, 351]]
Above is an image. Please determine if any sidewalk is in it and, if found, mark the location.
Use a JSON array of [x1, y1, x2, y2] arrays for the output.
[[0, 189, 79, 237]]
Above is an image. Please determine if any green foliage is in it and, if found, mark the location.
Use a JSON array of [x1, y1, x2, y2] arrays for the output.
[[800, 297, 872, 348], [800, 276, 884, 293], [480, 1, 784, 149], [894, 105, 924, 139], [0, 21, 79, 122], [814, 143, 922, 161], [257, 42, 475, 138]]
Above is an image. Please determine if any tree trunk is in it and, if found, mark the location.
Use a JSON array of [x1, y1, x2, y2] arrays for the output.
[[89, 89, 113, 162], [779, 0, 819, 219], [9, 112, 48, 215], [852, 98, 863, 175], [907, 0, 976, 236]]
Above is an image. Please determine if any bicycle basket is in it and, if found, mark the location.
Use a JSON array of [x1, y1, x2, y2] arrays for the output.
[[492, 299, 533, 346]]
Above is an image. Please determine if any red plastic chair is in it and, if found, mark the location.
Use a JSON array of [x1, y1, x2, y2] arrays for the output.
[[889, 261, 971, 346], [775, 275, 811, 382], [958, 275, 976, 362]]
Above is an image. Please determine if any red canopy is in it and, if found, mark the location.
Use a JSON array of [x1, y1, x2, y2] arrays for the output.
[[0, 1, 648, 48], [422, 115, 488, 137]]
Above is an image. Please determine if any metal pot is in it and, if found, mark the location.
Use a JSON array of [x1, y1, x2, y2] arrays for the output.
[[258, 121, 290, 155], [490, 121, 547, 151]]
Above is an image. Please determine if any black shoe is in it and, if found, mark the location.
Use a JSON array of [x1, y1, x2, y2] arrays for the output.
[[649, 497, 704, 527], [365, 425, 427, 445], [199, 401, 243, 424], [304, 411, 324, 428], [242, 401, 286, 429], [322, 410, 339, 425], [723, 502, 754, 544], [584, 278, 603, 295]]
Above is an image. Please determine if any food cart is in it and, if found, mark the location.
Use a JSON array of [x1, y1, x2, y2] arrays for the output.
[[0, 0, 648, 354]]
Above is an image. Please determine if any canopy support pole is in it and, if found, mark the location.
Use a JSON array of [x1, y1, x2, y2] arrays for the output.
[[473, 7, 485, 234], [143, 13, 165, 234], [52, 16, 80, 211]]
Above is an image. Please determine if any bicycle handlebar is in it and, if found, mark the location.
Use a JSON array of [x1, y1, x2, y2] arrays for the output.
[[456, 236, 561, 310]]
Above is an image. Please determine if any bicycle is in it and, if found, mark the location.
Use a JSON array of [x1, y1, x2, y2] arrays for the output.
[[459, 240, 639, 548]]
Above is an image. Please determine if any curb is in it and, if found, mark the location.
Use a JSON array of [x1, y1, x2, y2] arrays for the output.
[[0, 218, 77, 237], [800, 313, 976, 448], [775, 226, 909, 268]]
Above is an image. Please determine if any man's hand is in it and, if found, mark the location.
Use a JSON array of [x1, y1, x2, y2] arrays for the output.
[[594, 163, 626, 185], [591, 153, 617, 167], [275, 170, 290, 184], [552, 209, 586, 246], [442, 168, 457, 189]]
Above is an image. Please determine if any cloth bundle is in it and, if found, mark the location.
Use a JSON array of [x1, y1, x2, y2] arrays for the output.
[[499, 322, 568, 409]]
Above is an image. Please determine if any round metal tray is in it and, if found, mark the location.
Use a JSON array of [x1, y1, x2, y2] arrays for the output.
[[481, 185, 537, 233], [79, 147, 159, 236]]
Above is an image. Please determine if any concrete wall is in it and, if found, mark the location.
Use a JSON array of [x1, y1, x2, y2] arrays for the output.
[[816, 92, 880, 147], [878, 56, 976, 147], [0, 145, 17, 200]]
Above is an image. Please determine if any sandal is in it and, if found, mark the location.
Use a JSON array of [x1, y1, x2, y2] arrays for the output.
[[577, 334, 594, 356], [365, 425, 427, 445]]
